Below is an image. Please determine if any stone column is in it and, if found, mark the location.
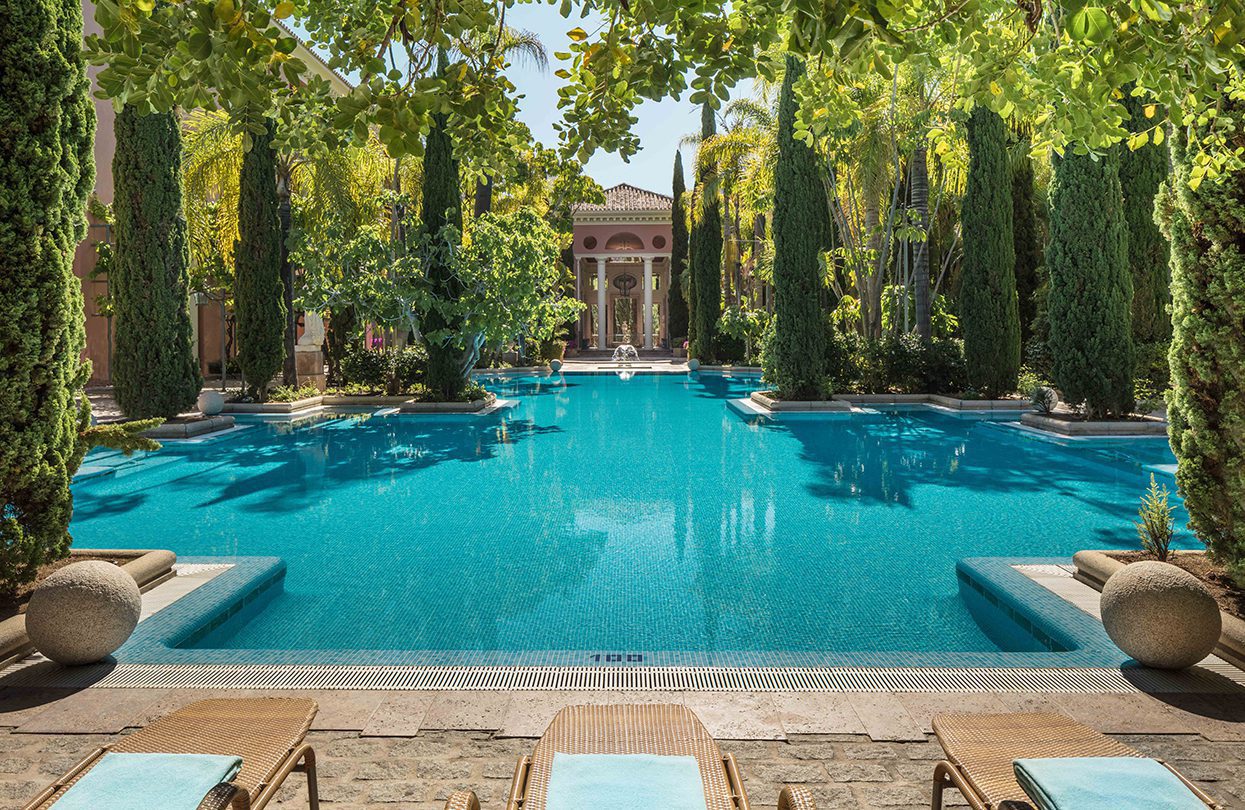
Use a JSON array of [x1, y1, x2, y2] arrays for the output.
[[294, 311, 327, 390], [596, 257, 607, 349], [643, 256, 654, 349]]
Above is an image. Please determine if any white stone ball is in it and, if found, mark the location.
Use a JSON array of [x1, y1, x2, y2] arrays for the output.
[[1100, 561, 1221, 670], [550, 359, 563, 372], [687, 358, 700, 372], [26, 561, 142, 666], [197, 390, 224, 416]]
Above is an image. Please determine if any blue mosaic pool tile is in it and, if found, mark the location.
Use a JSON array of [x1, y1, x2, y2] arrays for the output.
[[117, 555, 1131, 669]]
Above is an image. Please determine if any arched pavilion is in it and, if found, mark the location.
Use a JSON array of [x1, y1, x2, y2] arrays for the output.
[[571, 184, 674, 350]]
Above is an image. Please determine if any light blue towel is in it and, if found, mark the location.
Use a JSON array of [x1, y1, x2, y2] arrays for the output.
[[1014, 757, 1205, 810], [52, 752, 242, 810], [546, 752, 707, 810]]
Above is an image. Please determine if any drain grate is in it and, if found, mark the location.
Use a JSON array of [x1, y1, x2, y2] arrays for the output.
[[1, 662, 1237, 693]]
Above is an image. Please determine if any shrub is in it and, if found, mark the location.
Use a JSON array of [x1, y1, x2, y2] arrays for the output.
[[1160, 98, 1245, 583], [111, 107, 202, 419], [339, 344, 427, 395], [830, 331, 966, 395], [1135, 473, 1175, 561], [689, 103, 723, 363], [1121, 90, 1172, 345], [235, 119, 286, 401], [961, 105, 1021, 397], [523, 337, 567, 365], [268, 384, 320, 403], [667, 151, 690, 343], [767, 54, 829, 397], [1134, 340, 1171, 391], [1030, 386, 1059, 414], [1133, 379, 1164, 416], [1047, 147, 1134, 418], [1, 0, 95, 592]]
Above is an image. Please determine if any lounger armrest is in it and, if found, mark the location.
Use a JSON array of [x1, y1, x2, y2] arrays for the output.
[[444, 789, 481, 810], [779, 784, 818, 810], [197, 782, 242, 810]]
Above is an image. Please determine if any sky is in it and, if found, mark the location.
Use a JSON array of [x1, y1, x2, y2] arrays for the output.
[[501, 3, 736, 195]]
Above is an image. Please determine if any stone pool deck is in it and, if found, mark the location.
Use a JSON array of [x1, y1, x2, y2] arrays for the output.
[[0, 686, 1243, 809]]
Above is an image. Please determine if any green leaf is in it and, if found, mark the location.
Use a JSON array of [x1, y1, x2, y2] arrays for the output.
[[1068, 7, 1112, 44], [274, 1, 295, 19], [188, 32, 212, 59]]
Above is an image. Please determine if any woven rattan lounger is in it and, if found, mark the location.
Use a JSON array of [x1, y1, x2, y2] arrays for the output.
[[444, 703, 816, 810], [931, 712, 1220, 810], [23, 697, 319, 810]]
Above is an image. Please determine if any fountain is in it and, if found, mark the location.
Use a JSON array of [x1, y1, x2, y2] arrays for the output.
[[612, 344, 639, 364], [612, 344, 638, 380]]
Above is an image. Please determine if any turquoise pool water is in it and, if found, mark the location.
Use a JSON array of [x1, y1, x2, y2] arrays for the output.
[[72, 373, 1190, 664]]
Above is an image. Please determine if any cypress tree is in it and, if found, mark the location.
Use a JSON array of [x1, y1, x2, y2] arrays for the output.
[[421, 66, 466, 400], [689, 103, 722, 363], [960, 106, 1020, 397], [235, 119, 286, 400], [0, 0, 95, 588], [1159, 98, 1245, 581], [1121, 92, 1171, 344], [1047, 148, 1134, 417], [1010, 144, 1043, 344], [667, 151, 690, 343], [111, 107, 202, 418], [765, 55, 827, 399]]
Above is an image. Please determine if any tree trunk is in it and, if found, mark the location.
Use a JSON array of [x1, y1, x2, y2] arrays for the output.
[[862, 198, 881, 338], [277, 170, 296, 385], [474, 176, 493, 217], [912, 145, 932, 340]]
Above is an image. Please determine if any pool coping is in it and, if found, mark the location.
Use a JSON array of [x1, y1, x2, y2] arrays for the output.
[[5, 555, 1237, 693], [60, 557, 1155, 671]]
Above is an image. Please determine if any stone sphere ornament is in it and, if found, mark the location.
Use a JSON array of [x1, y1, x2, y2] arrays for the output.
[[1100, 561, 1221, 670], [550, 359, 563, 372], [197, 390, 224, 416], [26, 561, 142, 666], [687, 358, 700, 372]]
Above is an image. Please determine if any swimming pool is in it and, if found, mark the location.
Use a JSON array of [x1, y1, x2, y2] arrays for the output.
[[71, 372, 1190, 667]]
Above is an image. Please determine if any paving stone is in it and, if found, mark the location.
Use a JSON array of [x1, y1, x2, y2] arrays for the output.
[[681, 692, 786, 741], [748, 760, 828, 784], [896, 692, 1008, 734], [308, 690, 391, 731], [14, 689, 170, 735], [845, 694, 926, 742], [1052, 693, 1199, 735], [420, 692, 512, 731], [1154, 693, 1245, 742], [776, 694, 867, 736], [0, 690, 77, 728], [360, 693, 437, 737], [825, 761, 893, 782], [852, 781, 929, 806], [497, 690, 683, 738], [0, 693, 1242, 810]]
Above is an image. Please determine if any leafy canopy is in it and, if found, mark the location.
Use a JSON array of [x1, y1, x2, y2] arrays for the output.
[[88, 1, 1245, 170], [294, 201, 583, 350]]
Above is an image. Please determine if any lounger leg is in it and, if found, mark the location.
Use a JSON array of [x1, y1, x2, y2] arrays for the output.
[[931, 761, 947, 810], [299, 748, 320, 810]]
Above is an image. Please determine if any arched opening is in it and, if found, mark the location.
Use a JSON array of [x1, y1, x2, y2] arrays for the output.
[[605, 232, 645, 251]]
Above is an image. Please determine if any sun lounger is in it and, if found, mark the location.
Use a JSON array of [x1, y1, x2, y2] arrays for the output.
[[931, 712, 1219, 810], [23, 697, 319, 810], [444, 703, 816, 809]]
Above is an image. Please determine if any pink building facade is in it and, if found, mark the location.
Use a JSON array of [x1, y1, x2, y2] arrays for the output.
[[570, 184, 675, 350]]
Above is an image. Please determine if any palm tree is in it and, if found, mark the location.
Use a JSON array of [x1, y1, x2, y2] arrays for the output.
[[182, 110, 393, 382], [454, 26, 549, 216]]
